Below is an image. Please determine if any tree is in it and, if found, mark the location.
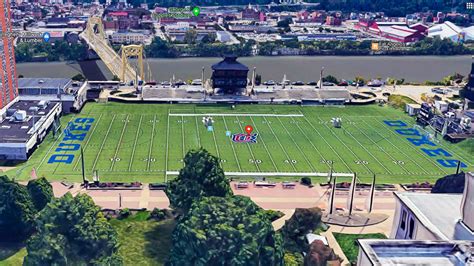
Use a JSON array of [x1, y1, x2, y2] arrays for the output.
[[24, 193, 122, 265], [322, 75, 339, 84], [184, 29, 198, 44], [71, 73, 85, 82], [304, 240, 341, 266], [112, 75, 121, 81], [27, 177, 53, 211], [169, 196, 284, 265], [432, 172, 465, 194], [0, 176, 36, 241], [281, 207, 322, 252], [166, 148, 232, 213]]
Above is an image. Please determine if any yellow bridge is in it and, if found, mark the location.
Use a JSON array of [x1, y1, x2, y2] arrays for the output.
[[79, 17, 146, 84]]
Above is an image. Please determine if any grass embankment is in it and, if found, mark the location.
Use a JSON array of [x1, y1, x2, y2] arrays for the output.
[[109, 211, 175, 266], [333, 232, 387, 264], [388, 94, 418, 109]]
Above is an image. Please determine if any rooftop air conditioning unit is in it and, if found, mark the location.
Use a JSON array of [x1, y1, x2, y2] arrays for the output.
[[13, 110, 27, 122]]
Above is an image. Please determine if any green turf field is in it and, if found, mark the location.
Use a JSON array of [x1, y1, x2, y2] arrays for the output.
[[5, 102, 473, 184]]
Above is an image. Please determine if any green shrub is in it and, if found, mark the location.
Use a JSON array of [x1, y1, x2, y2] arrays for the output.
[[149, 208, 167, 221], [301, 177, 312, 186], [118, 208, 131, 219], [265, 209, 285, 222]]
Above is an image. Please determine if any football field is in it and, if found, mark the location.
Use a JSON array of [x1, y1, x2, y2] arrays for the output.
[[9, 102, 473, 183]]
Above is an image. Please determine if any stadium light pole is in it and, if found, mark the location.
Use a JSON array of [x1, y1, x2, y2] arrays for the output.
[[320, 66, 325, 89]]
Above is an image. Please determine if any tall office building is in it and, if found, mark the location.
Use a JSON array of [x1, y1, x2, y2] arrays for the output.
[[0, 0, 18, 109]]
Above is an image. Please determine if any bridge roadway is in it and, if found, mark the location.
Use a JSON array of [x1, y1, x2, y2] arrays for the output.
[[79, 29, 137, 83]]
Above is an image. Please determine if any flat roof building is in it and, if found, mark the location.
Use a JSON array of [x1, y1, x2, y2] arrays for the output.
[[357, 239, 473, 266], [18, 78, 88, 114], [391, 172, 474, 241], [0, 100, 61, 160]]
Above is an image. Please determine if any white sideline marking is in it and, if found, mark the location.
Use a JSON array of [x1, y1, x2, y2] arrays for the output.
[[165, 171, 354, 177], [169, 113, 304, 117]]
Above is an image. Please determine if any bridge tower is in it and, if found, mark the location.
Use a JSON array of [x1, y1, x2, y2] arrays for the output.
[[121, 45, 144, 86]]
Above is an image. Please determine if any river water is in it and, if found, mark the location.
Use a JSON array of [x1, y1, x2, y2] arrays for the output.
[[16, 55, 473, 83]]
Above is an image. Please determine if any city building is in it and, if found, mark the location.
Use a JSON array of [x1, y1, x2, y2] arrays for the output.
[[0, 0, 19, 110], [390, 172, 474, 241], [110, 32, 149, 44], [428, 21, 474, 43], [17, 78, 88, 114], [241, 4, 265, 22], [211, 56, 249, 93], [357, 239, 473, 265]]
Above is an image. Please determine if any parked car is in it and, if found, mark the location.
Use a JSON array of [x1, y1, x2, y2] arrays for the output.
[[338, 80, 349, 86], [263, 80, 276, 86], [191, 79, 202, 86], [322, 82, 335, 86], [292, 81, 305, 86], [307, 81, 318, 86], [431, 87, 446, 94], [161, 81, 171, 87], [174, 80, 186, 86]]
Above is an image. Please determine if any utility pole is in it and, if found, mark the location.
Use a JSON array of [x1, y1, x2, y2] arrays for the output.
[[320, 66, 325, 89]]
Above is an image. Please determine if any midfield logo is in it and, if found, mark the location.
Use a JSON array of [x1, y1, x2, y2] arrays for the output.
[[232, 133, 258, 143]]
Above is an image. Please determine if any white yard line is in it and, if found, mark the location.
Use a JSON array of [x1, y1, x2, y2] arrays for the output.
[[165, 171, 355, 177], [338, 118, 392, 174], [315, 116, 377, 174], [194, 116, 201, 147], [236, 116, 260, 172], [181, 115, 186, 164], [128, 115, 143, 171], [249, 116, 279, 172], [290, 117, 327, 170], [147, 114, 156, 171], [373, 117, 449, 174], [91, 114, 116, 171], [73, 114, 103, 171], [356, 118, 429, 175], [275, 116, 317, 172], [222, 116, 242, 172], [165, 111, 170, 182], [110, 115, 129, 171], [262, 116, 297, 172], [302, 116, 353, 172], [169, 113, 304, 117]]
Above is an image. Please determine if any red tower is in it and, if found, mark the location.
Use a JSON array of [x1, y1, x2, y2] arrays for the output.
[[0, 0, 18, 109]]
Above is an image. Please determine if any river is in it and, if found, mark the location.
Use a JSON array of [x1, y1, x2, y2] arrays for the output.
[[16, 55, 473, 83]]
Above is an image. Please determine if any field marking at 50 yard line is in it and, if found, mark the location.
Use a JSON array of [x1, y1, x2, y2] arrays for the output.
[[36, 115, 77, 171], [128, 115, 143, 172], [72, 113, 103, 171], [300, 115, 353, 172], [275, 116, 318, 172], [147, 114, 157, 171], [343, 116, 411, 175], [261, 116, 297, 172], [236, 116, 261, 172], [249, 116, 279, 171], [109, 114, 130, 171], [355, 117, 431, 175], [222, 116, 242, 172], [370, 117, 450, 175], [91, 114, 116, 172]]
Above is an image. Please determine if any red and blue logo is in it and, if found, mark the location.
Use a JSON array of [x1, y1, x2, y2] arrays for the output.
[[232, 133, 258, 143]]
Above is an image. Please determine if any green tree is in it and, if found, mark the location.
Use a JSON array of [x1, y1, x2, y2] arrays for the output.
[[169, 196, 284, 265], [184, 29, 198, 45], [71, 73, 85, 81], [27, 177, 53, 211], [24, 193, 122, 265], [166, 148, 232, 213], [322, 75, 339, 84], [0, 176, 36, 241], [281, 207, 322, 252], [432, 172, 465, 194]]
